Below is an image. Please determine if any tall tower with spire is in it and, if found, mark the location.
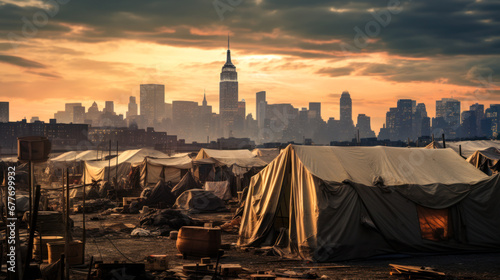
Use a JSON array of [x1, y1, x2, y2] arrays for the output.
[[219, 35, 239, 134]]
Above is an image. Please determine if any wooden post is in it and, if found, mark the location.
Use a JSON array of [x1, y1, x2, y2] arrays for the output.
[[82, 168, 86, 265], [115, 141, 118, 185], [65, 168, 70, 280], [108, 140, 111, 183], [23, 185, 41, 279]]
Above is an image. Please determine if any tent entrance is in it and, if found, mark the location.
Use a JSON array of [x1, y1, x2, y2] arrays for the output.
[[417, 206, 452, 241]]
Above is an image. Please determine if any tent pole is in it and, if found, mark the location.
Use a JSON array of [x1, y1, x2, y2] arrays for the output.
[[442, 133, 446, 148], [65, 168, 70, 280], [459, 145, 462, 157]]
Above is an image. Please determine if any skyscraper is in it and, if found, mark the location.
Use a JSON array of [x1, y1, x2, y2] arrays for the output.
[[256, 91, 267, 129], [127, 96, 138, 118], [339, 91, 354, 141], [219, 36, 238, 133], [104, 101, 114, 114], [340, 91, 352, 125], [396, 99, 414, 140], [309, 102, 321, 119], [0, 102, 9, 122], [356, 114, 375, 138], [140, 84, 166, 127]]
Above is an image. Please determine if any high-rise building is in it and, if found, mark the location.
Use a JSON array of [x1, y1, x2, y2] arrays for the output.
[[127, 96, 138, 118], [339, 91, 355, 141], [436, 98, 461, 127], [104, 101, 115, 114], [340, 91, 352, 124], [309, 102, 321, 120], [470, 103, 484, 136], [219, 36, 238, 133], [238, 100, 246, 120], [396, 99, 414, 140], [0, 102, 8, 122], [256, 91, 266, 127], [140, 84, 166, 126], [356, 114, 375, 139]]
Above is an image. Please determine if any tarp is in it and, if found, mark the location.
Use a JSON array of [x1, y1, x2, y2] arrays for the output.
[[51, 150, 99, 162], [84, 148, 169, 184], [204, 181, 232, 201], [467, 147, 500, 175], [143, 180, 176, 207], [426, 140, 500, 158], [239, 144, 499, 262], [195, 149, 255, 160], [138, 156, 193, 187], [171, 171, 202, 198], [252, 148, 282, 163], [174, 189, 228, 213]]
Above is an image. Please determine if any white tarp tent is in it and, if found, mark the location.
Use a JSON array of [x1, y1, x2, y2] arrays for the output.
[[84, 148, 168, 184], [138, 155, 193, 187], [426, 140, 500, 158]]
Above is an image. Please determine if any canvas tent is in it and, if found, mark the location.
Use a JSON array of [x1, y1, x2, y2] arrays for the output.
[[239, 145, 500, 261], [174, 189, 228, 213], [426, 140, 500, 158], [84, 148, 168, 185], [171, 171, 203, 198], [193, 149, 267, 195], [467, 147, 500, 175], [252, 148, 282, 163], [137, 155, 193, 188]]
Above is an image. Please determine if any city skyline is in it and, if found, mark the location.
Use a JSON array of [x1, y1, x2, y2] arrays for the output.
[[0, 1, 499, 132]]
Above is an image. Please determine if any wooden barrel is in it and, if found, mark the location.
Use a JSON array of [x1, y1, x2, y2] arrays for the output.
[[176, 226, 221, 257], [33, 236, 63, 260]]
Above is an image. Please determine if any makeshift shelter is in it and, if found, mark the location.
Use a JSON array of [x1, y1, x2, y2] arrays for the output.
[[171, 171, 202, 198], [239, 145, 500, 262], [204, 181, 232, 201], [142, 180, 176, 208], [174, 189, 228, 213], [193, 149, 267, 195], [252, 148, 282, 163], [195, 149, 256, 160], [467, 147, 500, 175], [447, 140, 500, 158], [137, 155, 193, 188], [84, 148, 168, 185]]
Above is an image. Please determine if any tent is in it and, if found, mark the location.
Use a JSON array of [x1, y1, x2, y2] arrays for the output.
[[137, 155, 193, 188], [252, 148, 282, 163], [467, 147, 500, 175], [195, 148, 256, 160], [239, 144, 500, 261], [174, 189, 228, 213], [204, 181, 232, 201], [171, 171, 202, 198], [426, 140, 500, 158], [84, 148, 169, 185], [142, 180, 176, 207]]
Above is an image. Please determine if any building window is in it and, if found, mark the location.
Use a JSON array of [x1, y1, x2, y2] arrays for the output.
[[417, 206, 451, 241]]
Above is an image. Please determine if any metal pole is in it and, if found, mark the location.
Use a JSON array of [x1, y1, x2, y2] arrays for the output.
[[65, 168, 70, 280], [442, 133, 446, 149]]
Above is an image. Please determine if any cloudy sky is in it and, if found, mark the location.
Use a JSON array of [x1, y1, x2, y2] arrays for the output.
[[0, 0, 499, 131]]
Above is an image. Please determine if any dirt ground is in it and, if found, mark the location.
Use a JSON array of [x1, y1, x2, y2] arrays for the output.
[[65, 212, 500, 280]]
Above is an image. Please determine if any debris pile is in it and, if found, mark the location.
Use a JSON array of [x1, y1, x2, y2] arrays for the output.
[[139, 209, 202, 236]]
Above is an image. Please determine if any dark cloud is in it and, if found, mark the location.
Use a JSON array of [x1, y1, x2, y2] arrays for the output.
[[316, 66, 354, 77], [0, 54, 45, 68], [0, 0, 498, 86]]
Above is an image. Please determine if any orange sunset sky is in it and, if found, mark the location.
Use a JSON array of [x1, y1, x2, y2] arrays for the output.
[[0, 0, 499, 132]]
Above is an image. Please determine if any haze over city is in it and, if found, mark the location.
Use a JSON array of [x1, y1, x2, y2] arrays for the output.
[[1, 0, 499, 132]]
